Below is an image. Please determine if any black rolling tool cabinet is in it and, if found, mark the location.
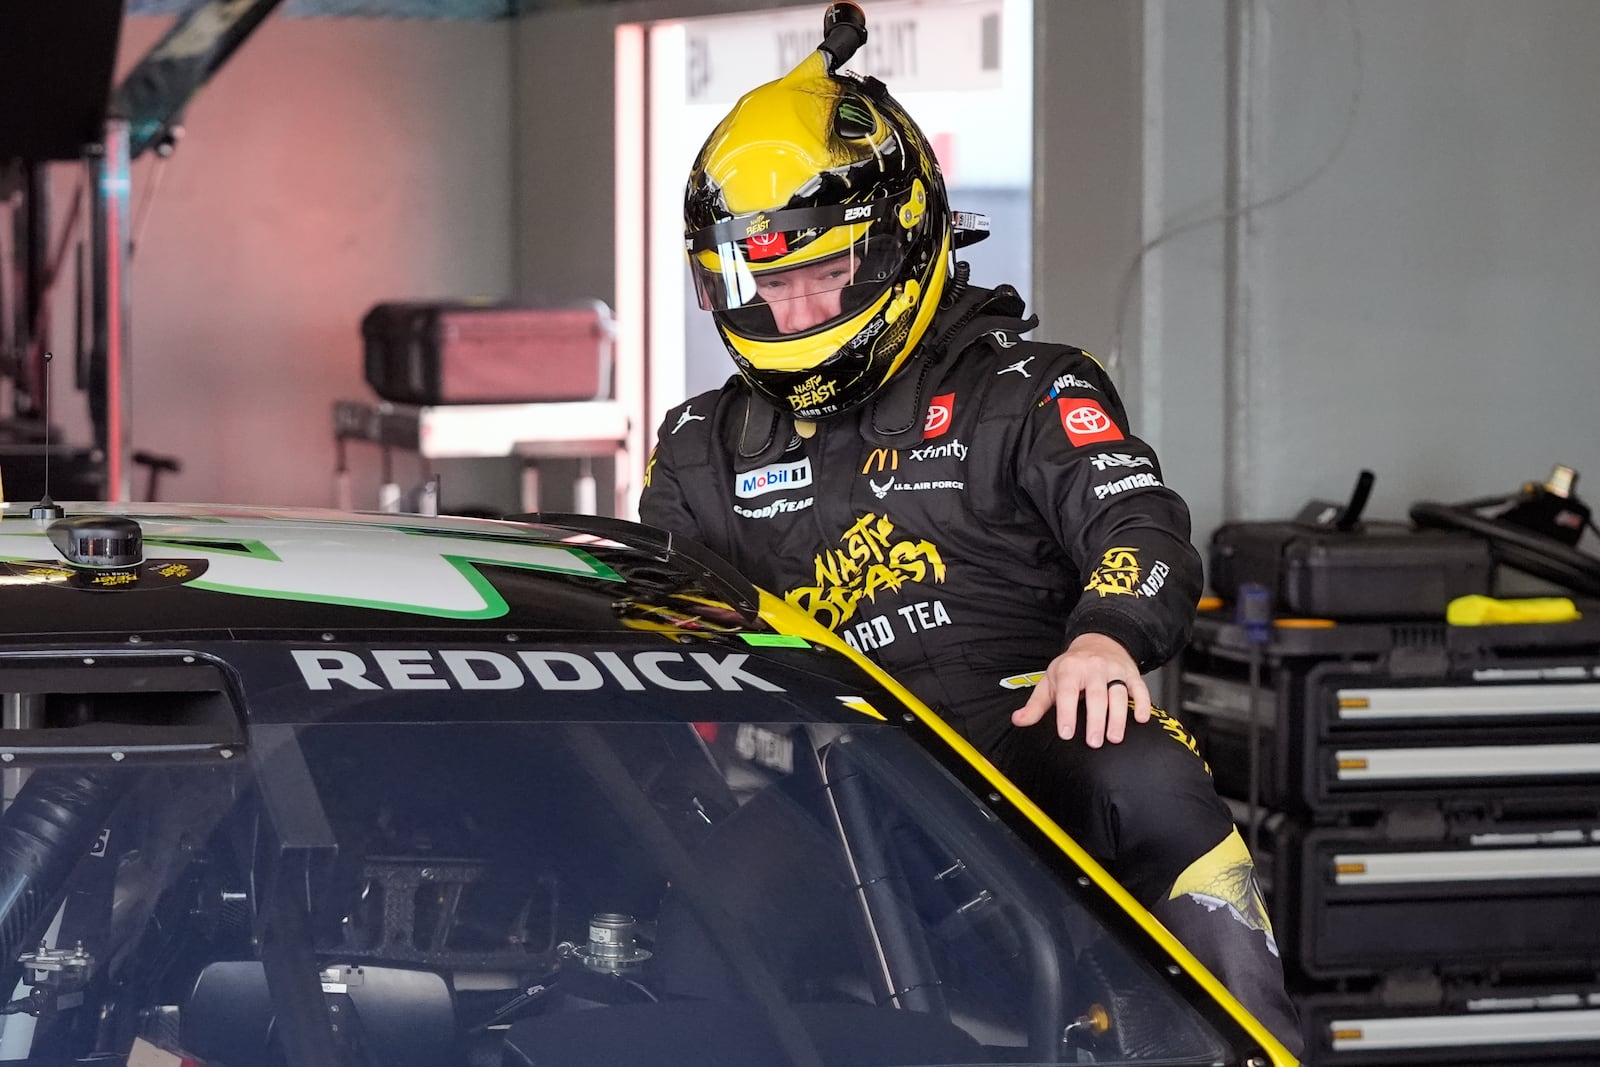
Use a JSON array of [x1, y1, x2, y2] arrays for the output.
[[1175, 608, 1600, 1065]]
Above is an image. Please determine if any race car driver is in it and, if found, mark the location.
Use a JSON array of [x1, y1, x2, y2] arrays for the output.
[[637, 18, 1302, 1055]]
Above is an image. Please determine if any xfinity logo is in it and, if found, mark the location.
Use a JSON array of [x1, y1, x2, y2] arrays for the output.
[[735, 497, 814, 519], [1089, 452, 1154, 472], [909, 440, 968, 462], [736, 458, 813, 499], [1093, 472, 1162, 499], [293, 649, 784, 693]]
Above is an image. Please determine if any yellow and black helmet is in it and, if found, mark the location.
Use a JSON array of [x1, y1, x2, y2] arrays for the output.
[[684, 29, 952, 420]]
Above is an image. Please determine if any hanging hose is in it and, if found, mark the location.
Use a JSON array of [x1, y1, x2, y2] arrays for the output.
[[0, 768, 130, 999]]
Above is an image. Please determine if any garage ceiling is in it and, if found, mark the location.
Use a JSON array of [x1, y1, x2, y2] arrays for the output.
[[124, 0, 621, 19]]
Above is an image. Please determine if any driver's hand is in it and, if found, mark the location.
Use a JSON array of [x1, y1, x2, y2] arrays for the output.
[[1010, 633, 1151, 747]]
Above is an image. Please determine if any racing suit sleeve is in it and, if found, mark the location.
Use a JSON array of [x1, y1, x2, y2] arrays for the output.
[[637, 404, 709, 544], [1013, 356, 1204, 672]]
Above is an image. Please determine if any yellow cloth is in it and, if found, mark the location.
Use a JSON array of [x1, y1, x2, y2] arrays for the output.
[[1446, 594, 1580, 626]]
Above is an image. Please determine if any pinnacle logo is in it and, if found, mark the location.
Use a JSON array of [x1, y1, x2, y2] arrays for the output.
[[1093, 472, 1162, 499], [785, 513, 946, 631]]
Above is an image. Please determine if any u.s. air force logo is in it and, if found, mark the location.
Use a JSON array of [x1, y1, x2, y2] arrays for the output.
[[784, 513, 946, 630]]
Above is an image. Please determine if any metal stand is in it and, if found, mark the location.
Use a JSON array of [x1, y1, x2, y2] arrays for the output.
[[333, 400, 630, 517], [88, 119, 132, 502]]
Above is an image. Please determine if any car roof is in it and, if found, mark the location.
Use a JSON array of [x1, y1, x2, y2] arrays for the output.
[[0, 502, 899, 728], [0, 501, 766, 640]]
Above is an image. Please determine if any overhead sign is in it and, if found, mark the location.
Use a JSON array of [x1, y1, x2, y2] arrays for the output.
[[682, 0, 1005, 106]]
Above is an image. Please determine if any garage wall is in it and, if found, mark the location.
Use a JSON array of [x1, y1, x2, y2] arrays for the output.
[[1096, 0, 1600, 554], [76, 1, 1600, 536], [99, 16, 515, 507]]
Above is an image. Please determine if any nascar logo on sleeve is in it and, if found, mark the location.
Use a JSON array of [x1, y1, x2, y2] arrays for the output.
[[1058, 399, 1124, 446], [1035, 372, 1098, 406]]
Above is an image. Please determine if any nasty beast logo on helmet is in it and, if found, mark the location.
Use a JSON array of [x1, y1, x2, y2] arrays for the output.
[[924, 393, 955, 438], [789, 373, 839, 411], [1058, 399, 1123, 446]]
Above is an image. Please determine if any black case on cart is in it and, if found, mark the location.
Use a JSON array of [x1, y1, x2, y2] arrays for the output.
[[1208, 519, 1494, 619], [361, 300, 614, 406]]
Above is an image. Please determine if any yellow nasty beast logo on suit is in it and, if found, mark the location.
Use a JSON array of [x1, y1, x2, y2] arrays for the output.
[[785, 512, 945, 630], [1084, 546, 1142, 598], [1084, 546, 1171, 599]]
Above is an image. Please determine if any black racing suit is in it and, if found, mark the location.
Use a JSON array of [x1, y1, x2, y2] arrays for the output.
[[640, 282, 1301, 1055]]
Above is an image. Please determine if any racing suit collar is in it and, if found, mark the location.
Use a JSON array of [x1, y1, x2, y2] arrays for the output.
[[723, 281, 1035, 468], [721, 383, 789, 473], [863, 282, 1033, 448]]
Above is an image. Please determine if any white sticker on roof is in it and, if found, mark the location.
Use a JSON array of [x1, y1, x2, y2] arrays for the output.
[[0, 520, 620, 619]]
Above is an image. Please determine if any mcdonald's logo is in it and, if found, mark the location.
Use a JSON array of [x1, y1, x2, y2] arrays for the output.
[[861, 449, 899, 475]]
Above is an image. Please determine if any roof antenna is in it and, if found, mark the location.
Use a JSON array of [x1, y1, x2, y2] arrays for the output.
[[30, 352, 65, 521]]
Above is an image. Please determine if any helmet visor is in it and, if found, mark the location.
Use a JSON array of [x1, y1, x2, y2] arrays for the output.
[[686, 202, 909, 341]]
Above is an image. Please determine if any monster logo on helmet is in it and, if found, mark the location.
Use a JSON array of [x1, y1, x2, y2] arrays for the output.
[[684, 2, 968, 421]]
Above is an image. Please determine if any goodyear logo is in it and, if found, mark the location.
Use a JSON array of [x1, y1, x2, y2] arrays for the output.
[[1084, 546, 1142, 598], [737, 458, 813, 499], [789, 373, 839, 411], [785, 513, 945, 630]]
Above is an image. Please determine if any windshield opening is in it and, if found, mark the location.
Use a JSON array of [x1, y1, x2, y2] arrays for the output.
[[0, 714, 1231, 1066]]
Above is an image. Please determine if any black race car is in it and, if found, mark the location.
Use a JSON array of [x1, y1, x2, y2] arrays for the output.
[[0, 502, 1292, 1066]]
